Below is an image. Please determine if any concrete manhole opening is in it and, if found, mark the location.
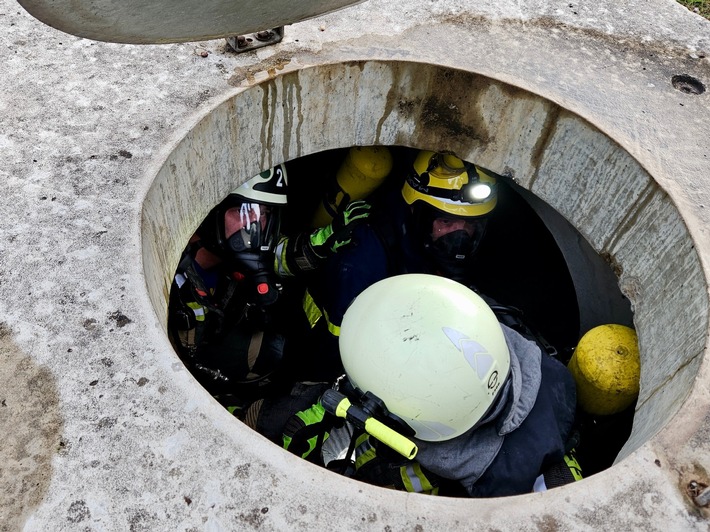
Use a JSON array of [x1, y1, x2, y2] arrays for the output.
[[141, 60, 708, 499]]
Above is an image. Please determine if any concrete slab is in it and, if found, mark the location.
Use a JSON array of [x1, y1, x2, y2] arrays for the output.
[[1, 0, 710, 530]]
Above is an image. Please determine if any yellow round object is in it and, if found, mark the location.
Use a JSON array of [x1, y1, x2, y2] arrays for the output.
[[567, 324, 640, 416], [311, 146, 392, 228]]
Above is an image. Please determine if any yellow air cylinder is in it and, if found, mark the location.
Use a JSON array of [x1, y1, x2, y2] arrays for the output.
[[311, 146, 393, 228], [567, 324, 640, 416]]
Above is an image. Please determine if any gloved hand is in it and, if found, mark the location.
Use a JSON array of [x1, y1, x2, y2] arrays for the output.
[[276, 200, 371, 275], [308, 200, 371, 259], [282, 401, 332, 461]]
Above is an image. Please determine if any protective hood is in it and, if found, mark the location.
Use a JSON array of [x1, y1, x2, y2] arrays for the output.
[[413, 324, 542, 487]]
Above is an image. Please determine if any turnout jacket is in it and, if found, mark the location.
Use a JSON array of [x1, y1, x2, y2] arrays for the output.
[[353, 325, 577, 497]]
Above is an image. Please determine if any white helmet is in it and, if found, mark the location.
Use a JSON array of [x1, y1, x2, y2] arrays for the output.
[[339, 274, 510, 442], [230, 164, 288, 206]]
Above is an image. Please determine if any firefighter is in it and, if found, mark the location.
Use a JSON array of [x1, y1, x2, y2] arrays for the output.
[[301, 149, 510, 380], [168, 164, 369, 404], [283, 274, 581, 497]]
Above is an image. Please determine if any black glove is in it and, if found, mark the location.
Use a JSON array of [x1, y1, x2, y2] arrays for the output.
[[308, 200, 371, 258], [279, 200, 371, 274], [282, 401, 334, 462]]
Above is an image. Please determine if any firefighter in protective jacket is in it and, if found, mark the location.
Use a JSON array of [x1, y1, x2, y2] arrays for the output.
[[168, 164, 370, 401], [302, 150, 507, 379], [284, 275, 581, 497]]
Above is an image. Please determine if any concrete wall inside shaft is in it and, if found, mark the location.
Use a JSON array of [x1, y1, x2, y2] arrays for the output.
[[141, 60, 707, 472]]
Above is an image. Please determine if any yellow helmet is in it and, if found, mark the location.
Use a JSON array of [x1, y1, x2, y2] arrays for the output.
[[402, 150, 497, 218]]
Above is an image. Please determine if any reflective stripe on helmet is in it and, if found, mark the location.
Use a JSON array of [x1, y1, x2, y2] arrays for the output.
[[230, 165, 288, 206]]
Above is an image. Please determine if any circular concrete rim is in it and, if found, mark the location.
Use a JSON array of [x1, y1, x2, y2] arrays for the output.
[[140, 59, 708, 498]]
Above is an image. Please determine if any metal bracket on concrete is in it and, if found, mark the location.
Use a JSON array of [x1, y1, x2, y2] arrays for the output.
[[689, 480, 710, 507], [226, 27, 284, 53]]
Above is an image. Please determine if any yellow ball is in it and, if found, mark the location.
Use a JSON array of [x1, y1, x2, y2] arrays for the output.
[[567, 324, 640, 416]]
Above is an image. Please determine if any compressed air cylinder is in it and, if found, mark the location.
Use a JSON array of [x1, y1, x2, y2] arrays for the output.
[[567, 324, 640, 416], [310, 146, 393, 228]]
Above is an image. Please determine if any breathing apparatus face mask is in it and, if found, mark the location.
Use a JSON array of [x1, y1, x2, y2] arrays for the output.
[[224, 203, 280, 255], [413, 203, 488, 281], [221, 202, 283, 309]]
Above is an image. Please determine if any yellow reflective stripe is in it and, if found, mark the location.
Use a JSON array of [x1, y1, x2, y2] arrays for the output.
[[282, 434, 296, 454], [323, 308, 340, 337], [282, 404, 330, 459], [186, 302, 206, 322], [355, 447, 376, 470], [273, 236, 293, 277], [354, 434, 376, 470], [301, 290, 341, 336], [400, 463, 437, 494], [564, 452, 583, 481], [354, 433, 371, 455], [400, 464, 420, 492], [283, 431, 330, 460], [302, 290, 322, 328]]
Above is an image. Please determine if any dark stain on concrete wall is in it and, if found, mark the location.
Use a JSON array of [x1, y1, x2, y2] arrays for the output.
[[0, 322, 63, 531]]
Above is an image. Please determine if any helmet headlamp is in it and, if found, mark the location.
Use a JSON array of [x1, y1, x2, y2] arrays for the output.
[[407, 165, 497, 206], [469, 182, 493, 202], [402, 150, 498, 218]]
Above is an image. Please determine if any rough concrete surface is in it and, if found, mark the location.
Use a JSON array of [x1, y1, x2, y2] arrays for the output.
[[1, 0, 710, 530]]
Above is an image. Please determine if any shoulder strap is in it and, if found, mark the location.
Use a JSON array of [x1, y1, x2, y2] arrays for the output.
[[489, 303, 558, 358]]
